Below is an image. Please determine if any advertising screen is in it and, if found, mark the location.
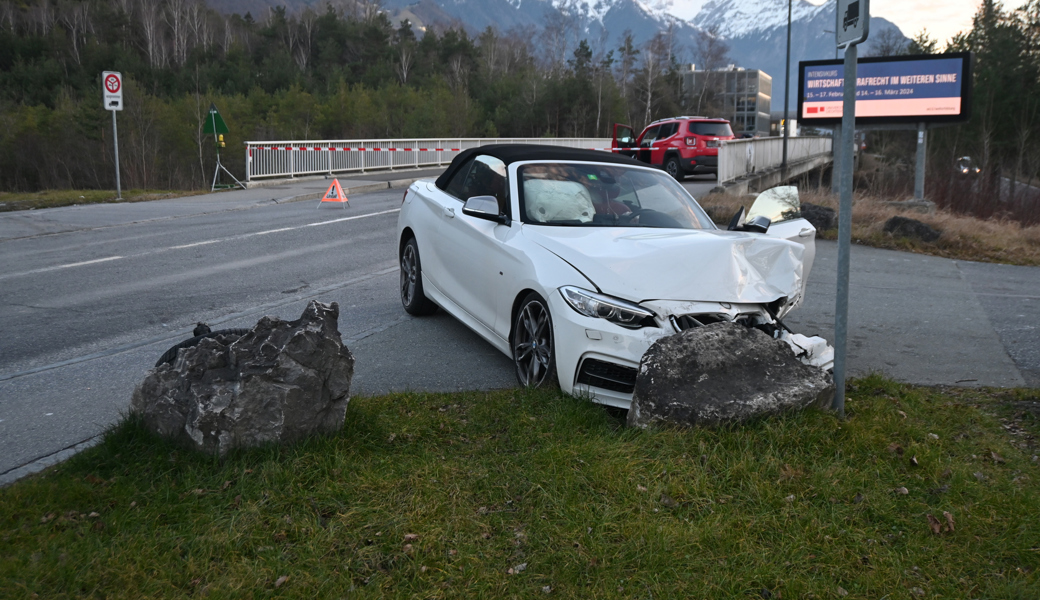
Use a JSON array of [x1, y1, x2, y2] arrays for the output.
[[798, 52, 972, 125]]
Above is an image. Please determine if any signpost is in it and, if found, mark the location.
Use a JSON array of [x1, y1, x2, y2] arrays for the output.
[[102, 71, 123, 200], [204, 103, 245, 191], [832, 0, 868, 419]]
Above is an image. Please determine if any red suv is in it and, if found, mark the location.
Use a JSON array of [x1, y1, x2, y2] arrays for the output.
[[612, 117, 735, 180]]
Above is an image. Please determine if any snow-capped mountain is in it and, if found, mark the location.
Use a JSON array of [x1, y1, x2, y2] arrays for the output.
[[212, 0, 907, 110]]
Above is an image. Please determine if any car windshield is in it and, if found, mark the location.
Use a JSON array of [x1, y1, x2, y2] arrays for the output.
[[518, 163, 715, 229], [689, 122, 734, 137]]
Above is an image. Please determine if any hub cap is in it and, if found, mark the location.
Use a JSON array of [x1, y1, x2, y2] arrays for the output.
[[514, 300, 552, 386]]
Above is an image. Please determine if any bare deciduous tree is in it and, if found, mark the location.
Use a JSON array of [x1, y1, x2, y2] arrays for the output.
[[0, 2, 17, 32], [59, 0, 91, 65], [865, 27, 908, 57], [396, 44, 413, 85], [138, 0, 165, 68]]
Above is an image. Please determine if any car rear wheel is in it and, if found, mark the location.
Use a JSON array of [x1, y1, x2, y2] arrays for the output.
[[664, 156, 685, 181], [513, 293, 558, 389], [400, 237, 438, 316]]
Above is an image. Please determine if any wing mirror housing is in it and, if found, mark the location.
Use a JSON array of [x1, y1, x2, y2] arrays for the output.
[[462, 195, 511, 226], [726, 206, 770, 233]]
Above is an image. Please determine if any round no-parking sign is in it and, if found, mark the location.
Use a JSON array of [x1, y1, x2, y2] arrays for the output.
[[102, 71, 123, 111]]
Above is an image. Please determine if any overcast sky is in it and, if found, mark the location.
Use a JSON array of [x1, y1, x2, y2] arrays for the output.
[[805, 0, 1032, 45]]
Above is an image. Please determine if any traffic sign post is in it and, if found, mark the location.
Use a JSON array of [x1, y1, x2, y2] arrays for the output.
[[204, 103, 245, 191], [832, 0, 869, 419], [102, 71, 123, 200]]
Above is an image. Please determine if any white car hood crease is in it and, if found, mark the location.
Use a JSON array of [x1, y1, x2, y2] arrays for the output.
[[522, 226, 804, 304]]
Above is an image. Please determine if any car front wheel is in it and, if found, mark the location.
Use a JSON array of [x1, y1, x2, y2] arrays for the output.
[[513, 293, 558, 388], [400, 237, 438, 316]]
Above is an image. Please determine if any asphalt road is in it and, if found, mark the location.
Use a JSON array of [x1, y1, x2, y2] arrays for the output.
[[1, 170, 1037, 484]]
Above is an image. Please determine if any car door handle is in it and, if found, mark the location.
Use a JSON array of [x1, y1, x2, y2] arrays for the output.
[[443, 206, 455, 218], [798, 228, 812, 237]]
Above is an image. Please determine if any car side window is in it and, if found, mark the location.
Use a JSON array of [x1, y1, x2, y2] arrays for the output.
[[640, 126, 660, 147], [659, 122, 678, 138], [445, 158, 475, 200], [446, 155, 510, 216]]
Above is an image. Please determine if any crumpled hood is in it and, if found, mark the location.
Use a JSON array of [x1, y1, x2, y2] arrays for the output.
[[522, 226, 804, 304]]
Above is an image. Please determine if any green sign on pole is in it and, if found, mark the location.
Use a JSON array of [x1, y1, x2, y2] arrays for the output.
[[203, 103, 229, 135]]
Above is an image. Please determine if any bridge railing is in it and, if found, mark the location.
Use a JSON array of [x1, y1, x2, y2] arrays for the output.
[[717, 136, 833, 184], [244, 138, 612, 182]]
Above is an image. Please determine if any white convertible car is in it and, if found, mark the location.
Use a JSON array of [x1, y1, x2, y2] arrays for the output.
[[397, 145, 831, 408]]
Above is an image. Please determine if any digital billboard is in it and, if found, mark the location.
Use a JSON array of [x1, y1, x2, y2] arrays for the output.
[[797, 52, 972, 125]]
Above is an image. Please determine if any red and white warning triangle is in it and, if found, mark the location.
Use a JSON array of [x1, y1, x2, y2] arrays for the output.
[[318, 179, 348, 208]]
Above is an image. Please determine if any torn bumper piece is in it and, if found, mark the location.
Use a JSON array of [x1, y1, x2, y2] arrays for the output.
[[778, 331, 835, 372]]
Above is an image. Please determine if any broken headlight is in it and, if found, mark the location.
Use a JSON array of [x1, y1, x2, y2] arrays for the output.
[[560, 286, 656, 329]]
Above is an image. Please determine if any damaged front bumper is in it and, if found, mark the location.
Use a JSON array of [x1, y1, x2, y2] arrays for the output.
[[553, 294, 834, 408]]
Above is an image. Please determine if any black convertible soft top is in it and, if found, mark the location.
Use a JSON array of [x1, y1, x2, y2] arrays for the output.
[[434, 144, 644, 190]]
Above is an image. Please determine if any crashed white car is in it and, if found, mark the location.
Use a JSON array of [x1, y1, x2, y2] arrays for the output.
[[397, 145, 832, 408]]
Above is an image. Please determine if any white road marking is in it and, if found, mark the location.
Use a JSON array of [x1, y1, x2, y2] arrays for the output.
[[0, 208, 400, 281], [4, 256, 125, 279]]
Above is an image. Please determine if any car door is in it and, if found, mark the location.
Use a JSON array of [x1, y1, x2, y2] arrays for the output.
[[613, 123, 636, 159], [746, 186, 817, 310], [653, 122, 678, 166], [430, 155, 514, 336], [637, 125, 660, 165]]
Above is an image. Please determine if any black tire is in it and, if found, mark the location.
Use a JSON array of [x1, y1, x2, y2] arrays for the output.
[[155, 328, 250, 368], [664, 156, 685, 181], [400, 236, 438, 316], [512, 293, 558, 389]]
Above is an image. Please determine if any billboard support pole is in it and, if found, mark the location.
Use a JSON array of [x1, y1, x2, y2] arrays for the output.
[[914, 122, 927, 200], [782, 0, 792, 175], [832, 42, 858, 420]]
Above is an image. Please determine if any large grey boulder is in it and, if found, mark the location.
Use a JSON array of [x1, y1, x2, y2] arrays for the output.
[[627, 322, 834, 428], [131, 301, 355, 456], [800, 202, 837, 231], [883, 216, 941, 242]]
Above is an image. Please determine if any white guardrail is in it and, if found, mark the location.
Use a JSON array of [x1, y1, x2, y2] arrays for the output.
[[716, 136, 833, 184], [244, 138, 611, 182]]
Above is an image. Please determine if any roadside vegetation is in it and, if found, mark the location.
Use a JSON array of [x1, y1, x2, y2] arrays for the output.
[[2, 375, 1038, 598], [702, 189, 1040, 267], [0, 189, 201, 212]]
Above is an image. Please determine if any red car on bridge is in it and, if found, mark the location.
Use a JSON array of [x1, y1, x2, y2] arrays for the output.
[[612, 117, 735, 180]]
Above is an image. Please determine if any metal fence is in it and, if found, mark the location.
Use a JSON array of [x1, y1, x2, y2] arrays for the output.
[[244, 138, 612, 182], [716, 137, 833, 184]]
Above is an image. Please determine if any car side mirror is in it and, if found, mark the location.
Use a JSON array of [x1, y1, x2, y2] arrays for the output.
[[727, 206, 746, 231], [462, 195, 510, 226], [742, 214, 771, 233]]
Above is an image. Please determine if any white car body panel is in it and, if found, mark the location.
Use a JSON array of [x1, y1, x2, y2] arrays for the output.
[[398, 158, 825, 407]]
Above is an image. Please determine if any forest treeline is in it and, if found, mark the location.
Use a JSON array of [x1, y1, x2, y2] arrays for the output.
[[0, 0, 1037, 196]]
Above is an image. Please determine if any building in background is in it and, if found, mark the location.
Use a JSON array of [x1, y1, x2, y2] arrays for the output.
[[683, 66, 772, 136]]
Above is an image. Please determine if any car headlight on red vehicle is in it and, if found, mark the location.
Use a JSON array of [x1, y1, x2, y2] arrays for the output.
[[560, 286, 656, 329]]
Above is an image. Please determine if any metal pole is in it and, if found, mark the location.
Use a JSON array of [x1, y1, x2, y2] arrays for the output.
[[832, 42, 857, 419], [782, 0, 792, 173], [831, 8, 841, 195], [914, 122, 927, 200], [832, 125, 842, 194], [112, 110, 122, 200]]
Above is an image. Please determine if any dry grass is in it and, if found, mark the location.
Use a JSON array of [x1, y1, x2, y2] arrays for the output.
[[0, 189, 205, 212], [699, 189, 1040, 266]]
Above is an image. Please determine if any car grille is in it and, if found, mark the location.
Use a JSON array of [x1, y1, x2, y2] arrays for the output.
[[670, 313, 729, 331], [576, 358, 638, 394]]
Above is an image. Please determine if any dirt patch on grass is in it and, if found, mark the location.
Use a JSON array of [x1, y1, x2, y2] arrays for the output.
[[700, 189, 1040, 266], [0, 189, 206, 212]]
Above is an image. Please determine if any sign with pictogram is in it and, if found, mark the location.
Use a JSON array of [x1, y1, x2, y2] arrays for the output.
[[102, 71, 123, 111], [318, 179, 348, 208], [836, 0, 869, 48]]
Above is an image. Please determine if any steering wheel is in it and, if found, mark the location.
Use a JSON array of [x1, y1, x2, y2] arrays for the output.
[[618, 207, 645, 224]]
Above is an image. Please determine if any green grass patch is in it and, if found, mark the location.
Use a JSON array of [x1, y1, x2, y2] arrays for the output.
[[0, 189, 204, 212], [2, 376, 1039, 598]]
